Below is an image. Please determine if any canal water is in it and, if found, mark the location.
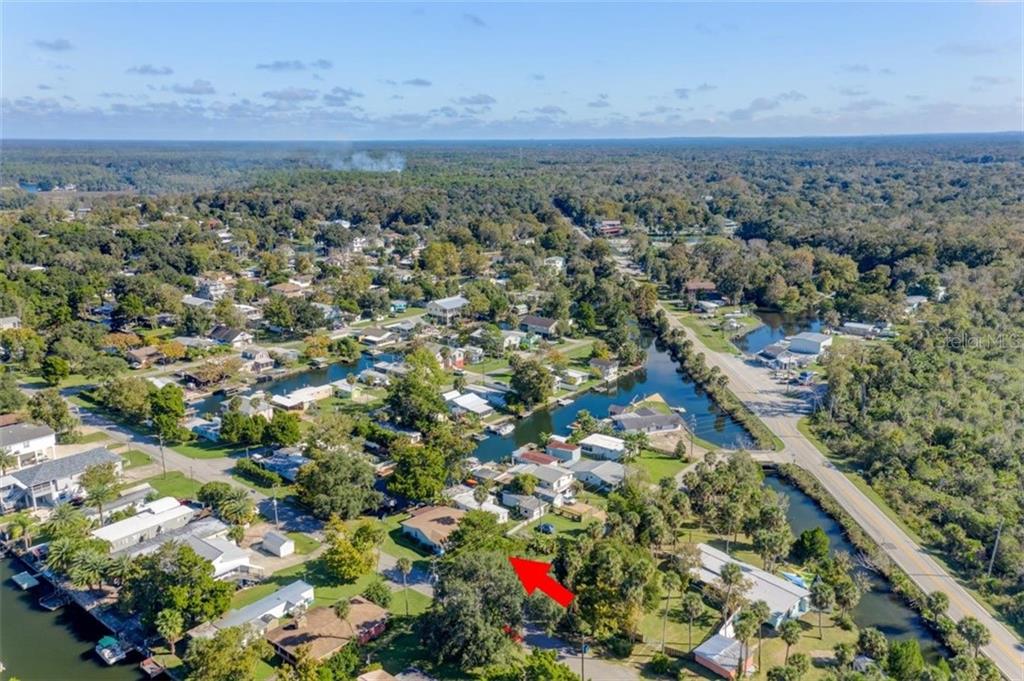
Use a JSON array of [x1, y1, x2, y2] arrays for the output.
[[765, 476, 944, 662], [190, 352, 395, 416], [0, 558, 145, 681], [472, 337, 752, 462], [733, 311, 822, 355]]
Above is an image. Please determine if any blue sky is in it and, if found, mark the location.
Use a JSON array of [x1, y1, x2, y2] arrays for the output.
[[2, 2, 1021, 140]]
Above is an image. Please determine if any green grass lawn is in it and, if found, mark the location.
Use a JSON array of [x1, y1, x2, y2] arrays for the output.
[[632, 449, 687, 483], [286, 531, 320, 555], [77, 431, 112, 444], [514, 511, 597, 542], [21, 373, 93, 390], [171, 438, 242, 460], [140, 471, 201, 499], [231, 557, 379, 609], [120, 449, 151, 469], [675, 312, 756, 356], [137, 326, 176, 341], [388, 588, 432, 617]]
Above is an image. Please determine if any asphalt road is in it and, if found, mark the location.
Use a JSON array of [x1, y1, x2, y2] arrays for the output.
[[658, 302, 1023, 678]]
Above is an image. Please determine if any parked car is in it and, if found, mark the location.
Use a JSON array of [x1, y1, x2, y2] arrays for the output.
[[537, 523, 556, 535]]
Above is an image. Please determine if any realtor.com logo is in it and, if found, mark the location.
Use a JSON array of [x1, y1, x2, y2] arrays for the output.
[[943, 330, 1024, 351]]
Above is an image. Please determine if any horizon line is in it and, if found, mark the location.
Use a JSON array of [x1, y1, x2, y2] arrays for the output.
[[2, 130, 1021, 145]]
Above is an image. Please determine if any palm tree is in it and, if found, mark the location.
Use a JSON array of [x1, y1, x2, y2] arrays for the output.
[[660, 571, 680, 653], [396, 557, 412, 616], [810, 581, 835, 639], [956, 616, 991, 658], [219, 488, 255, 526], [7, 512, 38, 550], [733, 612, 758, 678], [44, 503, 90, 540], [779, 619, 801, 662], [749, 599, 771, 672], [45, 536, 80, 573], [70, 549, 109, 591], [679, 591, 705, 652], [107, 554, 139, 586], [155, 608, 184, 657], [80, 462, 121, 524], [716, 562, 750, 618]]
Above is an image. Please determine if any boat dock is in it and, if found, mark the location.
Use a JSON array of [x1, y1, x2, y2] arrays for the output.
[[10, 571, 39, 590]]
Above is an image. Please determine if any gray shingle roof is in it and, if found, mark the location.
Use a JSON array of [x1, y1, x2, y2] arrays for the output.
[[0, 422, 55, 448], [12, 447, 120, 487]]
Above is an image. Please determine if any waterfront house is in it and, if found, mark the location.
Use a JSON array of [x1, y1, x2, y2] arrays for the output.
[[266, 598, 388, 663], [222, 391, 275, 421], [271, 384, 333, 411], [400, 505, 466, 554], [2, 447, 122, 510], [695, 543, 810, 628], [840, 321, 881, 337], [588, 358, 620, 381], [426, 295, 470, 325], [185, 416, 221, 442], [545, 435, 582, 464], [359, 327, 394, 347], [241, 347, 275, 374], [92, 497, 196, 551], [568, 459, 625, 491], [0, 422, 56, 470], [443, 390, 494, 418], [518, 314, 560, 337], [190, 580, 315, 640], [512, 448, 560, 467], [578, 433, 627, 460], [611, 409, 684, 434], [558, 368, 589, 390]]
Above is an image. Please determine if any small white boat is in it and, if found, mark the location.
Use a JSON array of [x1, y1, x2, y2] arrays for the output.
[[488, 422, 515, 436], [95, 636, 128, 665]]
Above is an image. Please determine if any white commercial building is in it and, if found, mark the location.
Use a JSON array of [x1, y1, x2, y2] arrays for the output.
[[92, 497, 196, 551]]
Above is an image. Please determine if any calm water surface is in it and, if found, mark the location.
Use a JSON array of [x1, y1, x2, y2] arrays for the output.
[[766, 476, 944, 662], [733, 311, 822, 355]]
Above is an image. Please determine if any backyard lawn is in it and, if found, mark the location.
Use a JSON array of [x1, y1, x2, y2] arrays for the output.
[[632, 449, 687, 483], [389, 588, 432, 617], [231, 557, 380, 609]]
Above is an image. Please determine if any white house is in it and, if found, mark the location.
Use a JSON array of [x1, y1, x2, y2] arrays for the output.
[[2, 447, 122, 510], [588, 358, 620, 381], [208, 325, 254, 348], [0, 422, 56, 470], [271, 384, 333, 411], [696, 543, 810, 628], [444, 391, 494, 418], [508, 462, 575, 495], [186, 535, 255, 579], [92, 497, 197, 551], [186, 416, 222, 442], [545, 435, 582, 464], [190, 580, 315, 639], [788, 332, 833, 356], [558, 368, 590, 390], [447, 485, 510, 523], [569, 459, 626, 491], [578, 433, 627, 460], [426, 295, 470, 324], [0, 316, 22, 330], [500, 491, 548, 521]]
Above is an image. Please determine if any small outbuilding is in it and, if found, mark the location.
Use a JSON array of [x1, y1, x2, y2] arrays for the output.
[[262, 530, 295, 557]]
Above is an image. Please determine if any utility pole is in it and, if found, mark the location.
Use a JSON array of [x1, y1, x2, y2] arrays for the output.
[[158, 433, 167, 478], [272, 485, 280, 529]]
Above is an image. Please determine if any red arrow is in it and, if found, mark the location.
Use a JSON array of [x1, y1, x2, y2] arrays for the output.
[[508, 556, 575, 608]]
